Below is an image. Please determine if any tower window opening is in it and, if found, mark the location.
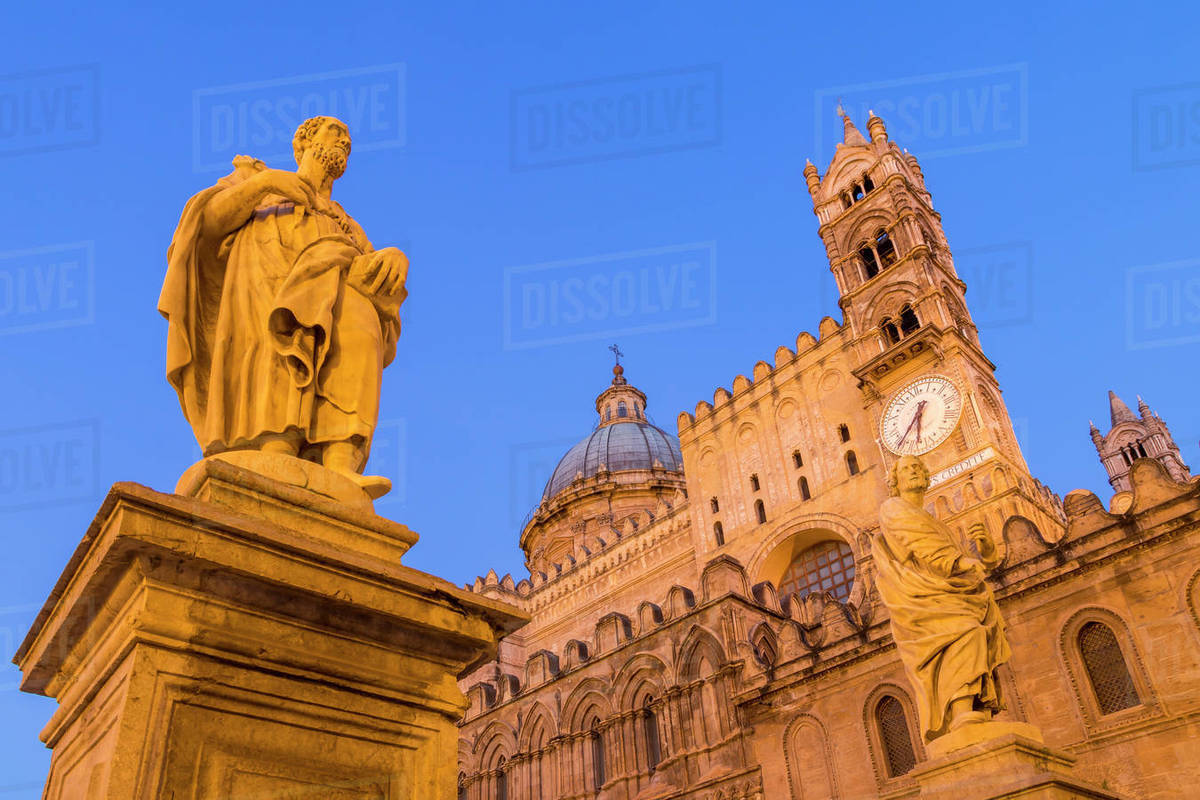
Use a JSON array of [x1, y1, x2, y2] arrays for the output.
[[1137, 441, 1147, 458], [710, 497, 719, 513], [863, 174, 875, 193], [605, 405, 611, 421], [876, 230, 898, 267], [853, 183, 865, 202], [799, 476, 811, 500], [881, 318, 901, 345], [750, 474, 760, 492], [860, 245, 881, 279], [841, 191, 851, 209], [846, 450, 860, 476], [793, 451, 803, 468], [713, 521, 724, 546], [617, 401, 628, 418], [838, 424, 851, 442], [755, 499, 767, 524], [899, 305, 920, 336]]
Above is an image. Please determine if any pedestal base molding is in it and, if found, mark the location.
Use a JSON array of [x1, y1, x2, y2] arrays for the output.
[[913, 731, 1127, 800], [15, 455, 527, 799]]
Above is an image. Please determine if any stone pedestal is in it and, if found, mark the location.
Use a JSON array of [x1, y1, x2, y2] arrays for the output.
[[14, 454, 528, 800], [912, 729, 1126, 800]]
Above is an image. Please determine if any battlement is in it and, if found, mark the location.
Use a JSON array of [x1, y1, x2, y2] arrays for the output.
[[677, 318, 843, 436]]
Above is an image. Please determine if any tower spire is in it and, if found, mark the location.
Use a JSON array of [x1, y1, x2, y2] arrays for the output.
[[1093, 390, 1191, 491], [1108, 390, 1137, 425], [837, 102, 867, 146]]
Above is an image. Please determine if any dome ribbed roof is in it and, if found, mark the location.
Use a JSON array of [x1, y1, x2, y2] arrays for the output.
[[542, 421, 683, 501]]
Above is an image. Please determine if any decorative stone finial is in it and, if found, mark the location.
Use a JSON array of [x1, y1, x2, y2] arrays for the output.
[[866, 109, 888, 143], [803, 159, 820, 196]]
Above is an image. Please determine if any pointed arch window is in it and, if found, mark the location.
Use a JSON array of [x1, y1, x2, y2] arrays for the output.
[[881, 318, 901, 345], [838, 424, 851, 442], [863, 174, 875, 193], [589, 723, 606, 792], [846, 450, 860, 476], [798, 476, 811, 500], [750, 473, 760, 492], [641, 697, 662, 773], [710, 496, 719, 513], [876, 230, 898, 267], [713, 521, 724, 546], [755, 499, 767, 524], [899, 305, 919, 336], [495, 757, 508, 800], [852, 183, 865, 202], [457, 773, 467, 800], [875, 695, 917, 777], [1078, 622, 1140, 715]]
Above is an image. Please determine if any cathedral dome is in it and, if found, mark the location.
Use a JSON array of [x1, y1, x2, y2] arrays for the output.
[[521, 359, 688, 575], [542, 420, 683, 502]]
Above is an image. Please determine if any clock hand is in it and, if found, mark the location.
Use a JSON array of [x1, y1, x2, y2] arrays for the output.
[[914, 400, 926, 444], [898, 401, 925, 445]]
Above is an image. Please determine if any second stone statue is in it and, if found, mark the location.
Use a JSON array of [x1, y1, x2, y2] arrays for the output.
[[159, 116, 409, 498]]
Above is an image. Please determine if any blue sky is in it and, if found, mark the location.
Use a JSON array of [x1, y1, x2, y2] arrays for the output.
[[1, 1, 1198, 788]]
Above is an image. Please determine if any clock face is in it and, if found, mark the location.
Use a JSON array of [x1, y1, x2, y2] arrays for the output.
[[880, 375, 963, 455]]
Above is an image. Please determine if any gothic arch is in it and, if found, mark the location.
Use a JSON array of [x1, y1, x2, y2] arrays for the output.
[[782, 713, 839, 800], [746, 511, 864, 590], [562, 678, 614, 732], [860, 282, 922, 329], [457, 738, 475, 778], [749, 621, 780, 669], [675, 624, 727, 683], [824, 154, 875, 199], [474, 719, 517, 765], [841, 210, 894, 253], [1187, 569, 1200, 635], [517, 701, 559, 752], [614, 652, 670, 710], [1057, 606, 1159, 732], [861, 682, 924, 786]]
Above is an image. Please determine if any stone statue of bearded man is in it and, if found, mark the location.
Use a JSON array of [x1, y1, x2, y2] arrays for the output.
[[159, 116, 408, 498], [874, 455, 1011, 743]]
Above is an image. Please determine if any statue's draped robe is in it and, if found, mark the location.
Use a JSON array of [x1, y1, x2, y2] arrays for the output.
[[874, 497, 1010, 739], [159, 158, 403, 457]]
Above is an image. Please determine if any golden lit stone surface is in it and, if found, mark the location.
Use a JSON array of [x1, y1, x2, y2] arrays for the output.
[[14, 462, 527, 799], [159, 116, 409, 498], [912, 734, 1123, 799]]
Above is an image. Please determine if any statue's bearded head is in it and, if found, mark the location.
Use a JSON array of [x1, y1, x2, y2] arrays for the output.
[[888, 455, 931, 496], [293, 116, 352, 180]]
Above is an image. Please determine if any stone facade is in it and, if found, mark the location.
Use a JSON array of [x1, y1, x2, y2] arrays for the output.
[[456, 114, 1200, 799]]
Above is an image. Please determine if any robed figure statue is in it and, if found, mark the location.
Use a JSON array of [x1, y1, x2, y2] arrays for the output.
[[159, 116, 408, 498], [874, 455, 1010, 741]]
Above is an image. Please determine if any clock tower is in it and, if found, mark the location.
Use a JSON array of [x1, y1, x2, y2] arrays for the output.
[[804, 111, 1065, 547]]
